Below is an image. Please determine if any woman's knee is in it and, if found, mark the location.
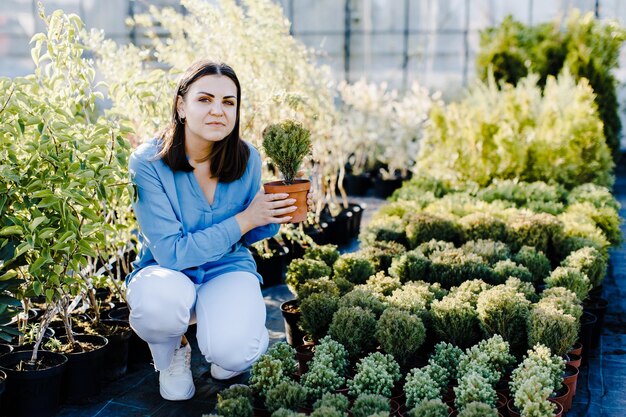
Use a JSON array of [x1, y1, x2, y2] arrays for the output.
[[209, 328, 269, 371]]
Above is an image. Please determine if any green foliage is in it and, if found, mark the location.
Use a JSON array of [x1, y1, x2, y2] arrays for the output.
[[561, 246, 607, 288], [271, 409, 307, 417], [359, 215, 408, 248], [391, 173, 451, 201], [457, 402, 498, 417], [286, 258, 331, 297], [309, 406, 344, 417], [216, 397, 253, 417], [298, 277, 340, 301], [375, 308, 426, 367], [477, 11, 626, 160], [459, 213, 508, 243], [218, 385, 254, 403], [528, 303, 579, 356], [461, 240, 511, 265], [299, 293, 339, 341], [313, 393, 349, 413], [266, 342, 298, 377], [540, 287, 583, 320], [303, 245, 340, 269], [405, 213, 462, 249], [300, 360, 344, 402], [328, 306, 378, 360], [351, 394, 390, 417], [429, 342, 463, 381], [512, 246, 552, 284], [265, 380, 307, 412], [332, 253, 375, 285], [262, 120, 311, 183], [477, 286, 530, 351], [338, 288, 386, 317], [505, 277, 538, 303], [505, 213, 562, 254], [512, 377, 556, 417], [389, 251, 431, 283], [359, 241, 406, 273], [430, 294, 482, 349], [429, 249, 495, 288], [348, 352, 401, 397], [313, 336, 349, 377], [414, 240, 455, 258], [565, 202, 622, 246], [492, 260, 533, 284], [387, 281, 442, 316], [454, 371, 497, 410], [545, 266, 591, 301], [363, 273, 401, 297], [476, 180, 566, 213], [458, 335, 515, 385], [404, 367, 441, 408], [407, 399, 449, 417], [510, 344, 565, 395], [568, 183, 620, 211], [249, 355, 290, 397]]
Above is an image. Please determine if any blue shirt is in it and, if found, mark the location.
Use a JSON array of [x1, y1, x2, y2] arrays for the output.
[[126, 138, 279, 285]]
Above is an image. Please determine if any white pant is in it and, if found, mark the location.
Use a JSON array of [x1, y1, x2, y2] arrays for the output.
[[126, 266, 269, 371]]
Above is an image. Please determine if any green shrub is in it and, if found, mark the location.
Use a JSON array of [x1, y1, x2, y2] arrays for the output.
[[312, 336, 349, 377], [216, 397, 253, 417], [299, 293, 340, 341], [389, 251, 431, 283], [262, 120, 312, 184], [309, 407, 344, 417], [218, 385, 254, 403], [457, 402, 498, 417], [332, 253, 375, 285], [351, 394, 390, 417], [510, 344, 565, 394], [375, 308, 426, 367], [528, 303, 579, 356], [328, 306, 378, 360], [505, 277, 538, 302], [476, 179, 566, 210], [348, 352, 401, 397], [540, 287, 583, 320], [404, 367, 441, 408], [360, 215, 408, 248], [407, 399, 449, 417], [429, 249, 495, 288], [459, 213, 508, 242], [304, 245, 340, 269], [360, 241, 406, 273], [298, 277, 341, 301], [266, 342, 298, 377], [556, 207, 612, 259], [449, 279, 492, 304], [430, 294, 482, 348], [512, 246, 552, 284], [461, 239, 511, 265], [338, 288, 386, 317], [405, 213, 462, 249], [454, 371, 497, 410], [313, 393, 350, 413], [460, 335, 516, 381], [568, 183, 620, 211], [265, 380, 308, 412], [391, 173, 450, 200], [415, 239, 456, 257], [271, 409, 306, 417], [566, 202, 622, 246], [545, 266, 591, 301], [363, 272, 401, 297], [505, 212, 562, 254], [561, 246, 608, 288], [387, 281, 441, 316], [429, 342, 463, 381], [250, 355, 290, 397], [492, 259, 533, 284], [512, 377, 556, 417], [286, 258, 332, 296], [476, 286, 530, 352], [300, 361, 345, 402]]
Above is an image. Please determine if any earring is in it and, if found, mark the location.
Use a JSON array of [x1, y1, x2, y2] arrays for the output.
[[179, 115, 185, 124]]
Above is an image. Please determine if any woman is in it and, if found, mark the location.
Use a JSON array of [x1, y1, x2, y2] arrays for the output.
[[126, 60, 310, 401]]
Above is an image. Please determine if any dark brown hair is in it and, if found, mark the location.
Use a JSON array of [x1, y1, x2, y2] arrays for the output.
[[158, 60, 249, 183]]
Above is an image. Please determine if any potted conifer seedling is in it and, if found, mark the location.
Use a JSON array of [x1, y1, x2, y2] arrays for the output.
[[262, 120, 312, 223]]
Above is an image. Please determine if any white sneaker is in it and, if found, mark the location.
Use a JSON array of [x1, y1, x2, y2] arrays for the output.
[[210, 363, 245, 380], [159, 343, 195, 401]]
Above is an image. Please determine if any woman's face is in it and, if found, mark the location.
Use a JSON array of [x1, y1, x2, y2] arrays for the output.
[[177, 74, 238, 145]]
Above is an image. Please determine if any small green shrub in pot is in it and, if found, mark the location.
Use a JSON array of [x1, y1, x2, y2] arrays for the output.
[[363, 272, 401, 297], [449, 279, 492, 302], [405, 213, 462, 249], [218, 384, 254, 403], [351, 394, 390, 417], [216, 397, 253, 417], [561, 246, 608, 289], [348, 351, 401, 397], [461, 239, 511, 265], [299, 292, 340, 341], [406, 399, 449, 417], [414, 239, 456, 258], [492, 260, 533, 284], [313, 393, 349, 413], [359, 215, 408, 247], [387, 281, 440, 317], [309, 407, 344, 417], [512, 246, 552, 284], [313, 336, 349, 377], [262, 120, 312, 223], [568, 183, 620, 211], [303, 244, 341, 269], [300, 359, 345, 401], [286, 258, 332, 296], [505, 212, 562, 254], [505, 277, 538, 302], [338, 287, 386, 317], [271, 409, 306, 417], [298, 277, 340, 300], [404, 367, 440, 408], [457, 402, 498, 417], [528, 303, 579, 356], [429, 341, 464, 381], [565, 202, 622, 246], [512, 377, 556, 417], [454, 371, 497, 410], [266, 342, 298, 376], [328, 306, 378, 360], [429, 248, 495, 288], [389, 251, 431, 283], [375, 308, 426, 367], [250, 355, 291, 398], [539, 287, 583, 320], [459, 213, 508, 243], [265, 380, 308, 412], [544, 266, 591, 301], [431, 294, 483, 348], [332, 253, 375, 285], [510, 344, 564, 395], [359, 241, 406, 273], [476, 285, 531, 351]]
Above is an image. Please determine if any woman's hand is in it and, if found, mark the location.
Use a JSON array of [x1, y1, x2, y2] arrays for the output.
[[296, 170, 316, 212], [235, 190, 296, 234]]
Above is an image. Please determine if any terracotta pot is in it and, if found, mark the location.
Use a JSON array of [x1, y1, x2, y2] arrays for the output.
[[565, 353, 582, 369], [295, 343, 315, 375], [549, 383, 570, 414], [568, 341, 583, 356], [562, 364, 579, 411], [507, 398, 563, 417], [263, 179, 311, 223]]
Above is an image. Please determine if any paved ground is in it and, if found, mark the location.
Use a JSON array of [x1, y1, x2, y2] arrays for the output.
[[52, 183, 626, 416]]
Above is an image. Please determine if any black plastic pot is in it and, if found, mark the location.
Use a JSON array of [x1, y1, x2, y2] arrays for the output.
[[107, 306, 152, 366], [348, 202, 365, 238], [280, 300, 304, 347], [373, 176, 404, 198], [0, 350, 67, 417], [0, 344, 13, 357], [583, 297, 608, 349], [579, 311, 597, 365], [343, 173, 372, 196], [253, 240, 289, 288], [100, 319, 132, 382], [54, 334, 108, 404]]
